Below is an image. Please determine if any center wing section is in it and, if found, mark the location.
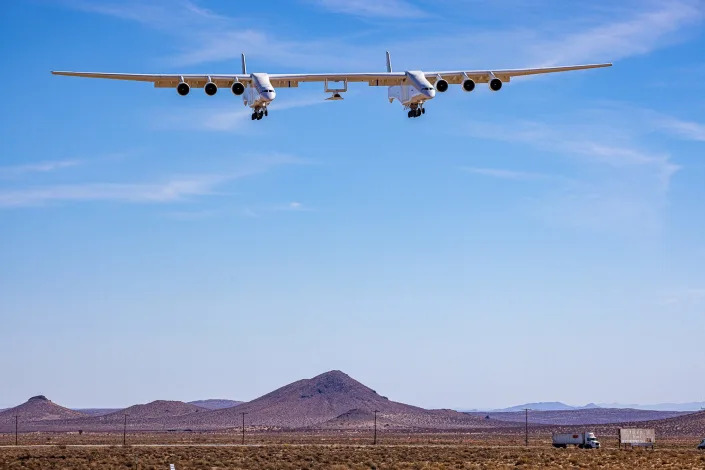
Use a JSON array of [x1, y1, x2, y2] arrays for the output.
[[268, 72, 405, 88]]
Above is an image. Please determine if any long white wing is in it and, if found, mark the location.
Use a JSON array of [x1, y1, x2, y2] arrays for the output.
[[51, 71, 406, 88], [51, 72, 252, 88], [52, 63, 610, 88], [269, 63, 611, 86], [423, 63, 612, 84]]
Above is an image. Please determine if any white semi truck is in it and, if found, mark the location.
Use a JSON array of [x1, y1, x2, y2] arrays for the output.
[[552, 432, 601, 449]]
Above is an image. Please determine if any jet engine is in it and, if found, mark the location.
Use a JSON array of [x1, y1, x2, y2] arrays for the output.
[[462, 79, 475, 92], [435, 78, 449, 92], [231, 82, 245, 95], [204, 82, 217, 96], [176, 82, 190, 96], [489, 78, 502, 91]]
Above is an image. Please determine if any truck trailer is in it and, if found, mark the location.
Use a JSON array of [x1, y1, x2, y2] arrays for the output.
[[552, 432, 600, 449]]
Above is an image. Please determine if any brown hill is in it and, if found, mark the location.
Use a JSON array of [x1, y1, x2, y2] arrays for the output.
[[188, 399, 243, 410], [109, 400, 206, 420], [176, 370, 495, 430], [621, 410, 705, 437], [0, 396, 86, 425], [472, 408, 690, 426]]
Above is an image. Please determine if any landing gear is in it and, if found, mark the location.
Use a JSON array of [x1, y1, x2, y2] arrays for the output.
[[406, 105, 425, 118], [251, 107, 268, 121]]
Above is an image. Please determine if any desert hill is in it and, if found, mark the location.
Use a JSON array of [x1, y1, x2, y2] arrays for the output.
[[188, 399, 243, 410], [620, 409, 705, 437], [472, 408, 690, 426], [74, 408, 121, 417], [106, 400, 206, 420], [179, 370, 494, 430], [0, 395, 85, 424]]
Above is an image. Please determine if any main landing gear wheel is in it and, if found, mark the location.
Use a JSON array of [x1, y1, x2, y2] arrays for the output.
[[407, 107, 425, 118], [264, 109, 268, 117]]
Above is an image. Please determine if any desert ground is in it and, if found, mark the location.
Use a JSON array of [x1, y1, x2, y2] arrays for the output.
[[1, 432, 705, 469]]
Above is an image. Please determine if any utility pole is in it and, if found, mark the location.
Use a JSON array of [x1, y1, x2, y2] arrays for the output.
[[524, 408, 530, 446], [123, 415, 127, 446], [373, 410, 380, 445], [240, 412, 248, 445], [15, 416, 18, 446]]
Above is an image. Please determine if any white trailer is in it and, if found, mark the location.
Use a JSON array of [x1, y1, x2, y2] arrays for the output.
[[552, 432, 600, 449], [619, 428, 655, 449]]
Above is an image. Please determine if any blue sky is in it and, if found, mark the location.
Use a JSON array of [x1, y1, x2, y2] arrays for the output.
[[1, 0, 704, 410]]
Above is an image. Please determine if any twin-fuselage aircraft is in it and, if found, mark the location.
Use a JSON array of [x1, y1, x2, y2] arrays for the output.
[[53, 52, 611, 120]]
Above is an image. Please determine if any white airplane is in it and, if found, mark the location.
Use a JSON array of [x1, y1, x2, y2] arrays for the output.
[[52, 52, 611, 120]]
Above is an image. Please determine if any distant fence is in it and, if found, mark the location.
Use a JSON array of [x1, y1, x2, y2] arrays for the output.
[[619, 428, 655, 449]]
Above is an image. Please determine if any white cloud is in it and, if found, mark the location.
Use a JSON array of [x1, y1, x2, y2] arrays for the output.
[[309, 0, 427, 18], [661, 287, 705, 308], [0, 175, 225, 208], [62, 0, 225, 30], [531, 0, 705, 65], [153, 96, 327, 132], [461, 105, 694, 233], [0, 160, 80, 177], [0, 154, 304, 208], [60, 0, 704, 71], [654, 116, 705, 142], [461, 167, 556, 181]]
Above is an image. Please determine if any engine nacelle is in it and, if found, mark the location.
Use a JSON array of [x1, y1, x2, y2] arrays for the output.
[[462, 79, 475, 92], [435, 78, 449, 92], [489, 78, 502, 91], [204, 82, 217, 96], [176, 82, 190, 96], [231, 82, 245, 96]]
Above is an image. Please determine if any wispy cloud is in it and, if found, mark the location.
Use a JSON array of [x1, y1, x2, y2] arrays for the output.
[[59, 0, 704, 71], [0, 160, 80, 178], [532, 0, 705, 65], [464, 118, 679, 190], [654, 116, 705, 142], [308, 0, 427, 18], [461, 167, 557, 181], [460, 104, 698, 233], [0, 154, 304, 208], [660, 287, 705, 308], [62, 0, 226, 30], [154, 96, 327, 132], [0, 175, 225, 208]]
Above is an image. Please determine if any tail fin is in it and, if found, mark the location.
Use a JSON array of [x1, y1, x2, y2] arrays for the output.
[[386, 51, 392, 73], [241, 53, 247, 75]]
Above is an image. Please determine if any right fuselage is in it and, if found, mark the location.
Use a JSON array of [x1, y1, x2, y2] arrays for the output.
[[388, 71, 436, 106]]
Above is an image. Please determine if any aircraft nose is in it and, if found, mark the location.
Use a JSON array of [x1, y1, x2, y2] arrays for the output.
[[423, 88, 435, 98], [266, 91, 276, 101]]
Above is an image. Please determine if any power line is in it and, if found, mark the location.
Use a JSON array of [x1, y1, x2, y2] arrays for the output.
[[240, 412, 248, 445]]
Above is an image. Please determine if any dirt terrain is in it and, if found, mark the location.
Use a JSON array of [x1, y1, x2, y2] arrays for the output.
[[1, 441, 704, 469]]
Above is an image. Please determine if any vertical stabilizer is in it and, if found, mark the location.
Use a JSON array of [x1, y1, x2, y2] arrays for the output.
[[241, 53, 247, 75], [386, 51, 392, 73]]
